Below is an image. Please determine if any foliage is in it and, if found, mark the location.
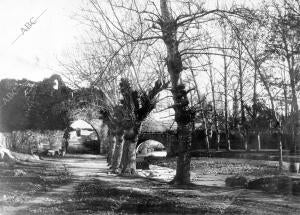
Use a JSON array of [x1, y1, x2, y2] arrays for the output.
[[26, 75, 71, 130], [0, 79, 33, 131], [0, 130, 64, 154], [0, 75, 73, 131]]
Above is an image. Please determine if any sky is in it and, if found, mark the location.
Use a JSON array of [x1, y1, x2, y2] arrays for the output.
[[0, 0, 260, 83], [0, 0, 84, 82]]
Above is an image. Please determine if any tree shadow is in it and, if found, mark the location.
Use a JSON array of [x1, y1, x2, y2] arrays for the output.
[[25, 178, 220, 214]]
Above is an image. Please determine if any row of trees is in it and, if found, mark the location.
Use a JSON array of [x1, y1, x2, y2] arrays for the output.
[[62, 0, 300, 184], [189, 0, 300, 153]]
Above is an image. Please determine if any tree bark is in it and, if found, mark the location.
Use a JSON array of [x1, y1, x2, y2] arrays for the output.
[[208, 56, 220, 151], [111, 128, 124, 173], [244, 131, 248, 151], [286, 53, 299, 153], [191, 68, 210, 151], [257, 132, 261, 152], [223, 53, 231, 151], [283, 83, 288, 119], [121, 124, 140, 175], [107, 132, 116, 166], [290, 78, 299, 153], [237, 42, 246, 126], [99, 124, 109, 154], [279, 129, 283, 171], [173, 123, 192, 184], [160, 0, 193, 185], [253, 62, 258, 120], [234, 39, 246, 150]]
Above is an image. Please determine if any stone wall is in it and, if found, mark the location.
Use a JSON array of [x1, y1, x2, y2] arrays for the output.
[[0, 130, 64, 154]]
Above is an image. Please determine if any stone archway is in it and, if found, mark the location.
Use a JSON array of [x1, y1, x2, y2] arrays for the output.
[[88, 119, 108, 154], [66, 119, 107, 154], [136, 131, 178, 156], [136, 140, 166, 157]]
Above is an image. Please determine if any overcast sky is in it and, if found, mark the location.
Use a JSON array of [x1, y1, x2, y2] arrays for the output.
[[0, 0, 84, 82], [0, 0, 260, 83]]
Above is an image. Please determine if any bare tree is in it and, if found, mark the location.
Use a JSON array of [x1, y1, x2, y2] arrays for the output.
[[232, 33, 250, 149], [117, 78, 168, 174], [80, 0, 250, 184], [206, 55, 221, 151], [265, 0, 300, 152], [189, 65, 210, 151], [218, 20, 235, 151]]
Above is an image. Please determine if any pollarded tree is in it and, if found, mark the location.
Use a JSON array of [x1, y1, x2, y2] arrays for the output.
[[60, 30, 167, 174], [103, 105, 126, 173], [60, 39, 129, 172], [119, 78, 168, 174], [84, 0, 249, 184]]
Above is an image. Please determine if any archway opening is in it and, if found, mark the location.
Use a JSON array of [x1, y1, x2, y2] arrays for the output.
[[136, 140, 166, 157], [64, 119, 100, 154]]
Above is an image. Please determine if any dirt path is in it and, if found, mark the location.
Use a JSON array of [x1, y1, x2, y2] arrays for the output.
[[1, 154, 300, 214], [0, 154, 109, 215]]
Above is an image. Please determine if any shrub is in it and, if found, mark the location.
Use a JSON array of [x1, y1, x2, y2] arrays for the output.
[[0, 130, 64, 154]]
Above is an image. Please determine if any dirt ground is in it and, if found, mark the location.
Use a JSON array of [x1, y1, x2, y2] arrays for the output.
[[1, 154, 300, 215]]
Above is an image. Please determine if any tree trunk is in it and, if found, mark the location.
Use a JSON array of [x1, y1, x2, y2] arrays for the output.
[[237, 42, 247, 151], [238, 42, 246, 126], [279, 131, 283, 171], [107, 133, 116, 166], [244, 132, 248, 151], [223, 54, 230, 151], [253, 62, 258, 120], [287, 54, 299, 154], [257, 132, 261, 152], [120, 138, 129, 172], [208, 56, 220, 151], [190, 68, 210, 151], [257, 67, 276, 117], [290, 79, 299, 154], [160, 0, 193, 185], [121, 125, 140, 175], [99, 124, 109, 154], [232, 89, 239, 128], [173, 123, 192, 184], [111, 129, 124, 173], [283, 84, 288, 119], [212, 121, 221, 151], [205, 122, 210, 152]]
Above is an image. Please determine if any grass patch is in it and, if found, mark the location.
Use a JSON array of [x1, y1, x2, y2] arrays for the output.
[[71, 179, 220, 214], [149, 157, 289, 177], [0, 161, 72, 207]]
